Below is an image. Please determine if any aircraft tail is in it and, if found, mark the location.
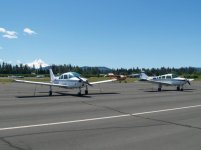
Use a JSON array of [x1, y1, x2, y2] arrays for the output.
[[139, 71, 149, 81], [49, 69, 55, 82]]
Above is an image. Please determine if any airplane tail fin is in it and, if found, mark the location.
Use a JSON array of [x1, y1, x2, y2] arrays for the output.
[[49, 69, 55, 82], [139, 71, 149, 81]]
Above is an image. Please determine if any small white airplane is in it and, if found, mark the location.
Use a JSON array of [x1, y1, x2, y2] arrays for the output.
[[15, 69, 117, 96], [140, 72, 194, 91]]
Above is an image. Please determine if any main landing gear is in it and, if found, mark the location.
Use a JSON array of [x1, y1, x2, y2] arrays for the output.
[[177, 86, 184, 91], [48, 86, 89, 97], [157, 85, 184, 92], [77, 86, 89, 96], [49, 90, 52, 96], [49, 86, 52, 96], [158, 85, 162, 92]]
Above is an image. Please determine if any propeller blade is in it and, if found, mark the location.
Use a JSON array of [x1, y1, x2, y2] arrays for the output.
[[75, 76, 92, 86], [75, 76, 82, 82], [86, 80, 93, 86], [185, 78, 190, 85]]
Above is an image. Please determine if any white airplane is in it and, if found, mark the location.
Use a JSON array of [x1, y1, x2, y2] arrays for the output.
[[140, 72, 194, 91], [15, 69, 117, 96]]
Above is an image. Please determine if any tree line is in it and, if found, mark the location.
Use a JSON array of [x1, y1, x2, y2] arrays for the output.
[[0, 62, 200, 78]]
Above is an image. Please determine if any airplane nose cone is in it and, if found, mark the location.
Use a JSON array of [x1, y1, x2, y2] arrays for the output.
[[81, 78, 87, 82]]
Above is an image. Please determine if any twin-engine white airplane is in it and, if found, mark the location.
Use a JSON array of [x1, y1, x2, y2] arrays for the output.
[[15, 69, 117, 96], [140, 72, 194, 91]]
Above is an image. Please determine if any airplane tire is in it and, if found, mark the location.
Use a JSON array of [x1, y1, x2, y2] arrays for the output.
[[180, 88, 184, 91], [49, 91, 52, 96], [85, 90, 88, 95], [177, 87, 180, 91], [158, 88, 161, 92], [78, 92, 82, 97]]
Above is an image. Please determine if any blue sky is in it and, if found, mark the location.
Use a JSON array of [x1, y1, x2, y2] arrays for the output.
[[0, 0, 201, 69]]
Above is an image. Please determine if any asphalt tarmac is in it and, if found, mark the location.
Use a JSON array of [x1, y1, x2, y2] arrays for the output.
[[0, 81, 201, 150]]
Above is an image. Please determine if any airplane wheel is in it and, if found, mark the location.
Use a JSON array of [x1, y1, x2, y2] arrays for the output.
[[180, 88, 184, 91], [49, 91, 52, 96], [177, 87, 180, 91], [85, 90, 88, 95], [158, 88, 161, 92], [78, 92, 82, 96]]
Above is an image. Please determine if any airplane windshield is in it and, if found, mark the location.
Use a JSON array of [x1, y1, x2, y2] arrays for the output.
[[172, 74, 178, 78], [71, 72, 81, 78]]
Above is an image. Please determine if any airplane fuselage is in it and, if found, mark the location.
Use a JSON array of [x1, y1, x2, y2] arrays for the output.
[[151, 78, 188, 86], [52, 77, 86, 89]]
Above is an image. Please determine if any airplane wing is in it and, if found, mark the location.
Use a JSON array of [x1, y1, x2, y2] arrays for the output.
[[15, 78, 117, 87], [89, 78, 117, 85], [15, 79, 70, 88]]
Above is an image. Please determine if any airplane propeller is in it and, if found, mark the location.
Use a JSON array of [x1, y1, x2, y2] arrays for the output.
[[185, 78, 191, 85], [75, 76, 93, 86], [187, 79, 191, 85]]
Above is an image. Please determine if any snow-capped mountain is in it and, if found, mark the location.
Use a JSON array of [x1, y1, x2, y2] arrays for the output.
[[27, 59, 49, 69]]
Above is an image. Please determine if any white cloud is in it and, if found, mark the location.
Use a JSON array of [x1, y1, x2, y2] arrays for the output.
[[3, 34, 18, 39], [6, 30, 17, 36], [24, 28, 37, 35], [0, 27, 18, 39], [0, 27, 6, 33], [0, 59, 3, 62], [1, 27, 37, 39]]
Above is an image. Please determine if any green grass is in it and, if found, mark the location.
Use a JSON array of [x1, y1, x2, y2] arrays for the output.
[[0, 78, 13, 84]]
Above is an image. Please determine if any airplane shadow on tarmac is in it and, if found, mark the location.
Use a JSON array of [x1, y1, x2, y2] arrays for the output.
[[144, 89, 195, 93], [16, 91, 119, 98]]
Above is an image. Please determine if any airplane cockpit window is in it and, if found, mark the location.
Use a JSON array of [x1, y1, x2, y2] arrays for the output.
[[166, 75, 172, 79], [64, 75, 68, 79], [162, 76, 166, 79]]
